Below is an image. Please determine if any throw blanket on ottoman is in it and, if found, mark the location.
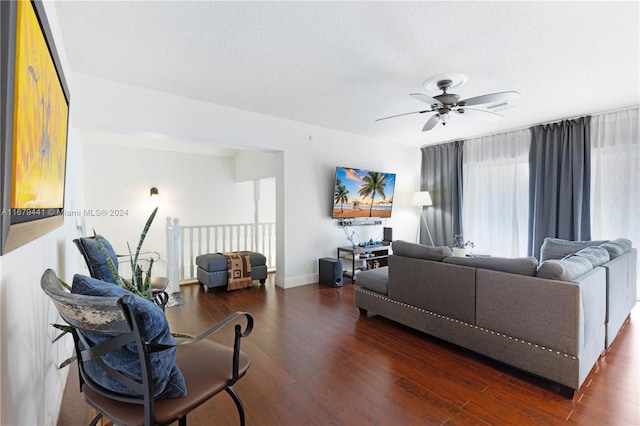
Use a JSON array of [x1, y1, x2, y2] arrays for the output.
[[222, 252, 253, 290]]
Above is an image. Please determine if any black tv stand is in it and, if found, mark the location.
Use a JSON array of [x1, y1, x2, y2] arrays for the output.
[[337, 244, 390, 284]]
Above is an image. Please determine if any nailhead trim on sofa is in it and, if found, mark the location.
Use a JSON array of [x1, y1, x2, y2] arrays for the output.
[[357, 288, 577, 360]]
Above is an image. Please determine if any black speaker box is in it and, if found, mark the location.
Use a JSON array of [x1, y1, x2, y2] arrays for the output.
[[318, 257, 343, 287], [383, 227, 393, 242]]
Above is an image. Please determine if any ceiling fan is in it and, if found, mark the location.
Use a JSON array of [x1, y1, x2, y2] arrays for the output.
[[377, 73, 520, 131]]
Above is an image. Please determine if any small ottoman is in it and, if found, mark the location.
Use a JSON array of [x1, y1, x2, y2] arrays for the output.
[[196, 251, 267, 291]]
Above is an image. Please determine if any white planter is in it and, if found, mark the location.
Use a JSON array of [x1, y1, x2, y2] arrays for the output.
[[453, 247, 467, 257]]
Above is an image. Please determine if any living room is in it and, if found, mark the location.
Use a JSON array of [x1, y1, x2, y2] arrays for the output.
[[0, 1, 638, 425]]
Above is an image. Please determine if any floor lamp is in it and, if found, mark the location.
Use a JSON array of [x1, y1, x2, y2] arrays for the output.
[[411, 191, 434, 246]]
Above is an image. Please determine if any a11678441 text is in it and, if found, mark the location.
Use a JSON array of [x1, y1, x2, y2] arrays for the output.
[[1, 208, 129, 217]]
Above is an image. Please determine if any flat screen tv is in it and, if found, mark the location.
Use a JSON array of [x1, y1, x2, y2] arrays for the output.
[[332, 167, 396, 219]]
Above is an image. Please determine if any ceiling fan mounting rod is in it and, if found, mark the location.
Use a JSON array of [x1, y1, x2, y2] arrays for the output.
[[437, 79, 453, 93]]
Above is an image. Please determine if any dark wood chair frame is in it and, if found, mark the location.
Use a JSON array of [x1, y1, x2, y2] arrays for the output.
[[41, 269, 253, 426]]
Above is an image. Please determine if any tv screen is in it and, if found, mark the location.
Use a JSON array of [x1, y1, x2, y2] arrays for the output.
[[332, 167, 396, 219]]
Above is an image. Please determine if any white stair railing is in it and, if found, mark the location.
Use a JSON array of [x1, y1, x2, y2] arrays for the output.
[[166, 217, 276, 284]]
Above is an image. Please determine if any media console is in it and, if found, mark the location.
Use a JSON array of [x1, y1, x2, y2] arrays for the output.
[[337, 244, 390, 284]]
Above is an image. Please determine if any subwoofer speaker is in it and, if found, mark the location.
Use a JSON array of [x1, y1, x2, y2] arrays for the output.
[[318, 257, 343, 287], [383, 227, 393, 242]]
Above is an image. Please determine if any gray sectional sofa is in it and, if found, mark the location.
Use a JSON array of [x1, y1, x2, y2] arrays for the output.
[[355, 238, 637, 396]]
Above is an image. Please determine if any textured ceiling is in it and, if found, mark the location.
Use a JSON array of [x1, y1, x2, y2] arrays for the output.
[[54, 1, 640, 147]]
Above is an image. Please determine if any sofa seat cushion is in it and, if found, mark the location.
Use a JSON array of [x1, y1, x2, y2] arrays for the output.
[[539, 237, 609, 262], [443, 256, 538, 276], [71, 274, 187, 399], [391, 240, 453, 262], [537, 256, 593, 281], [357, 267, 389, 295], [599, 238, 633, 260]]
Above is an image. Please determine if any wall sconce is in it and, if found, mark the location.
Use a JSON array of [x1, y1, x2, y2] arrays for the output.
[[150, 187, 161, 203]]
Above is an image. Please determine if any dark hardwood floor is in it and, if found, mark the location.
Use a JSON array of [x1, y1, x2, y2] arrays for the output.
[[58, 275, 639, 425]]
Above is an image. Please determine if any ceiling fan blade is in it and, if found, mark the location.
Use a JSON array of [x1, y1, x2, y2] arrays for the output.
[[375, 109, 431, 121], [422, 114, 441, 131], [456, 107, 504, 121], [460, 91, 520, 107], [410, 93, 443, 108]]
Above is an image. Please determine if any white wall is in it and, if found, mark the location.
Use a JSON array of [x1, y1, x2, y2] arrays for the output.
[[70, 74, 421, 288], [0, 3, 84, 424], [0, 123, 82, 425], [81, 132, 268, 278]]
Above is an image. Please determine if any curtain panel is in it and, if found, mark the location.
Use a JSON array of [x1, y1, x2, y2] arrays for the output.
[[462, 130, 530, 257], [420, 141, 463, 246], [528, 117, 591, 259], [590, 107, 639, 296]]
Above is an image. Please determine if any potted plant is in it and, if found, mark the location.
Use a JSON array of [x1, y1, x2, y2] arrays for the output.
[[95, 207, 158, 299], [453, 234, 475, 257]]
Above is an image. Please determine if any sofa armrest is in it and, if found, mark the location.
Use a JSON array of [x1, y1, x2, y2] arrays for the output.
[[475, 267, 606, 356], [602, 248, 637, 347]]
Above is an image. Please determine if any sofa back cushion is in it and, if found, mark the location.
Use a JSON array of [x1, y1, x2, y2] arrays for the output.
[[539, 237, 608, 262], [391, 240, 453, 262], [537, 256, 593, 281], [599, 238, 633, 260], [572, 246, 610, 267], [443, 256, 538, 276]]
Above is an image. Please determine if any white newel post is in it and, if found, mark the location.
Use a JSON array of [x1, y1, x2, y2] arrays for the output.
[[171, 218, 181, 293], [165, 217, 173, 294], [166, 217, 181, 294], [253, 180, 260, 251]]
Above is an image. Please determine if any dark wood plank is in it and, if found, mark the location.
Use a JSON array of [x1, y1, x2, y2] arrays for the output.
[[57, 278, 640, 425]]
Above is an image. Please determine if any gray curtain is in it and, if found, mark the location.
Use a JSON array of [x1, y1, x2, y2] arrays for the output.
[[528, 117, 591, 258], [420, 141, 464, 246]]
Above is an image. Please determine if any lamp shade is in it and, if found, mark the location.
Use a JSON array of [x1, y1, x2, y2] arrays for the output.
[[411, 191, 433, 207]]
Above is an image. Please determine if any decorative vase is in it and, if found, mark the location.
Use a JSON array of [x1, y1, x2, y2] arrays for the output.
[[453, 247, 467, 257]]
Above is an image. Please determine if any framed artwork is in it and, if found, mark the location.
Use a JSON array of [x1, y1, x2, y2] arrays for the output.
[[0, 0, 70, 254]]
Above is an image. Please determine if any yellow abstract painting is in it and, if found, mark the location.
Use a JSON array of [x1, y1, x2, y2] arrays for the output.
[[11, 0, 68, 209]]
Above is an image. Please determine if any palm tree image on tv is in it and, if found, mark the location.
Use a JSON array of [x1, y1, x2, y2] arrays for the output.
[[332, 167, 396, 219], [334, 178, 349, 213], [359, 172, 387, 217]]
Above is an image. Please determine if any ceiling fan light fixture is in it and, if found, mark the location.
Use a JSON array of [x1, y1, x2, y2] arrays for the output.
[[377, 75, 519, 132]]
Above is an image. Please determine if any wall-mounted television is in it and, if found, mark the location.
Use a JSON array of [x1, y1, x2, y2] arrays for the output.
[[332, 167, 396, 219]]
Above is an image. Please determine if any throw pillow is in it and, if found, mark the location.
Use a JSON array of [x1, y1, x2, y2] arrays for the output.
[[569, 246, 610, 267], [76, 236, 119, 284], [443, 256, 538, 276], [539, 237, 609, 262], [599, 238, 633, 260], [71, 274, 186, 398], [392, 240, 453, 262], [536, 257, 593, 282]]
